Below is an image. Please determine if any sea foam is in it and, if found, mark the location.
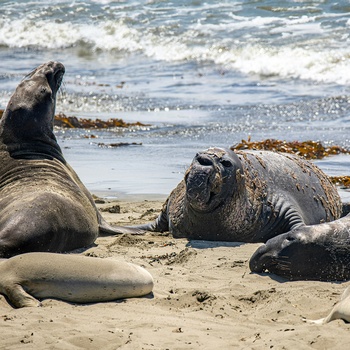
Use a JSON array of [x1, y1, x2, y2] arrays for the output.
[[1, 16, 350, 85]]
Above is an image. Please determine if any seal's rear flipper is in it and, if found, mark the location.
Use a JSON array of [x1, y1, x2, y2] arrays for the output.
[[302, 286, 350, 324], [3, 285, 41, 308], [302, 317, 325, 325], [98, 220, 147, 236]]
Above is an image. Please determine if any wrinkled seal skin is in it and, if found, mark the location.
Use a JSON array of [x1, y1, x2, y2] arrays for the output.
[[249, 214, 350, 281], [0, 252, 153, 308], [133, 147, 342, 243], [0, 61, 142, 258]]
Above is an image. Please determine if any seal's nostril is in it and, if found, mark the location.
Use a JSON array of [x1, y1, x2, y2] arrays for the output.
[[197, 155, 213, 166]]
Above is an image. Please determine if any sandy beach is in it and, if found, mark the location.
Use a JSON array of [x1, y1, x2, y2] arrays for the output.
[[0, 198, 348, 350]]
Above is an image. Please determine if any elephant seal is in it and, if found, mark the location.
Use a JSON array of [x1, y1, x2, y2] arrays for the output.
[[305, 284, 350, 324], [0, 61, 142, 258], [0, 252, 153, 308], [249, 214, 350, 281], [133, 147, 342, 243]]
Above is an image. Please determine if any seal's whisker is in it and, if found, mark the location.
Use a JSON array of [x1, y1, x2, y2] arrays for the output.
[[58, 80, 66, 97], [276, 256, 291, 264]]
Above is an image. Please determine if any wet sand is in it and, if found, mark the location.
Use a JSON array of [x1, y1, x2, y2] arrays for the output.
[[0, 198, 349, 349]]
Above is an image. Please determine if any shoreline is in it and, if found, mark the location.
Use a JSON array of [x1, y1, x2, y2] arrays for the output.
[[91, 187, 350, 204], [92, 191, 168, 203]]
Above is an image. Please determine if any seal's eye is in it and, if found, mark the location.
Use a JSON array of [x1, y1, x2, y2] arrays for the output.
[[39, 86, 51, 99], [220, 160, 232, 168]]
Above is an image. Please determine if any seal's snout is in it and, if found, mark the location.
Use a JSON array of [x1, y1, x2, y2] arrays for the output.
[[54, 65, 65, 90], [30, 61, 65, 92], [249, 244, 269, 272], [47, 61, 65, 90], [52, 61, 65, 76], [186, 166, 213, 198], [185, 154, 218, 211], [186, 153, 216, 189]]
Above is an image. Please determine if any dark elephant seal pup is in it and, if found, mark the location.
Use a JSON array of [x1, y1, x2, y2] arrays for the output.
[[0, 253, 153, 308], [249, 214, 350, 281], [134, 147, 341, 243], [0, 61, 142, 258]]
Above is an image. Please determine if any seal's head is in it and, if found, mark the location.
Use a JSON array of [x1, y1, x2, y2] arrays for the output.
[[249, 226, 342, 281], [0, 61, 65, 159], [184, 147, 244, 212]]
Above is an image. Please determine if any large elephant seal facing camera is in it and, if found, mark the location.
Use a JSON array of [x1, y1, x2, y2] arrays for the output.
[[133, 147, 342, 243], [0, 61, 142, 258]]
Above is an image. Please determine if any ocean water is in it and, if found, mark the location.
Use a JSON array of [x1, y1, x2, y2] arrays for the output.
[[1, 0, 350, 200]]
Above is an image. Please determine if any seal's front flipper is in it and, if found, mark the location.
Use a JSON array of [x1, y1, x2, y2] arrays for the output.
[[98, 200, 169, 235], [341, 202, 350, 217], [127, 207, 170, 233], [127, 222, 161, 232], [3, 284, 41, 308]]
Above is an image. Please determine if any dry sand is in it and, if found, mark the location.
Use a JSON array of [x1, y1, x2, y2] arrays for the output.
[[0, 198, 349, 349]]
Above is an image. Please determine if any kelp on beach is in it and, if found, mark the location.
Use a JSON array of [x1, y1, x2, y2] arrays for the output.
[[232, 138, 350, 160], [54, 113, 149, 129], [97, 142, 142, 148], [329, 176, 350, 188], [0, 110, 149, 129]]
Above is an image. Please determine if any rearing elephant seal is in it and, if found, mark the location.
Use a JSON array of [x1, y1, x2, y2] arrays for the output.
[[0, 252, 153, 308], [0, 61, 142, 258], [133, 147, 342, 243]]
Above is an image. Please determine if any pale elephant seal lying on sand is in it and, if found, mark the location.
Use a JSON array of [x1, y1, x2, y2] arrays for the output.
[[0, 253, 153, 308], [0, 61, 142, 258], [305, 284, 350, 324], [133, 147, 342, 243]]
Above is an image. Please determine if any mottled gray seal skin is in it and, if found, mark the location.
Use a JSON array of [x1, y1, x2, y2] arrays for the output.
[[249, 214, 350, 281], [133, 147, 342, 243], [306, 284, 350, 324], [0, 61, 142, 258], [0, 252, 153, 308]]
